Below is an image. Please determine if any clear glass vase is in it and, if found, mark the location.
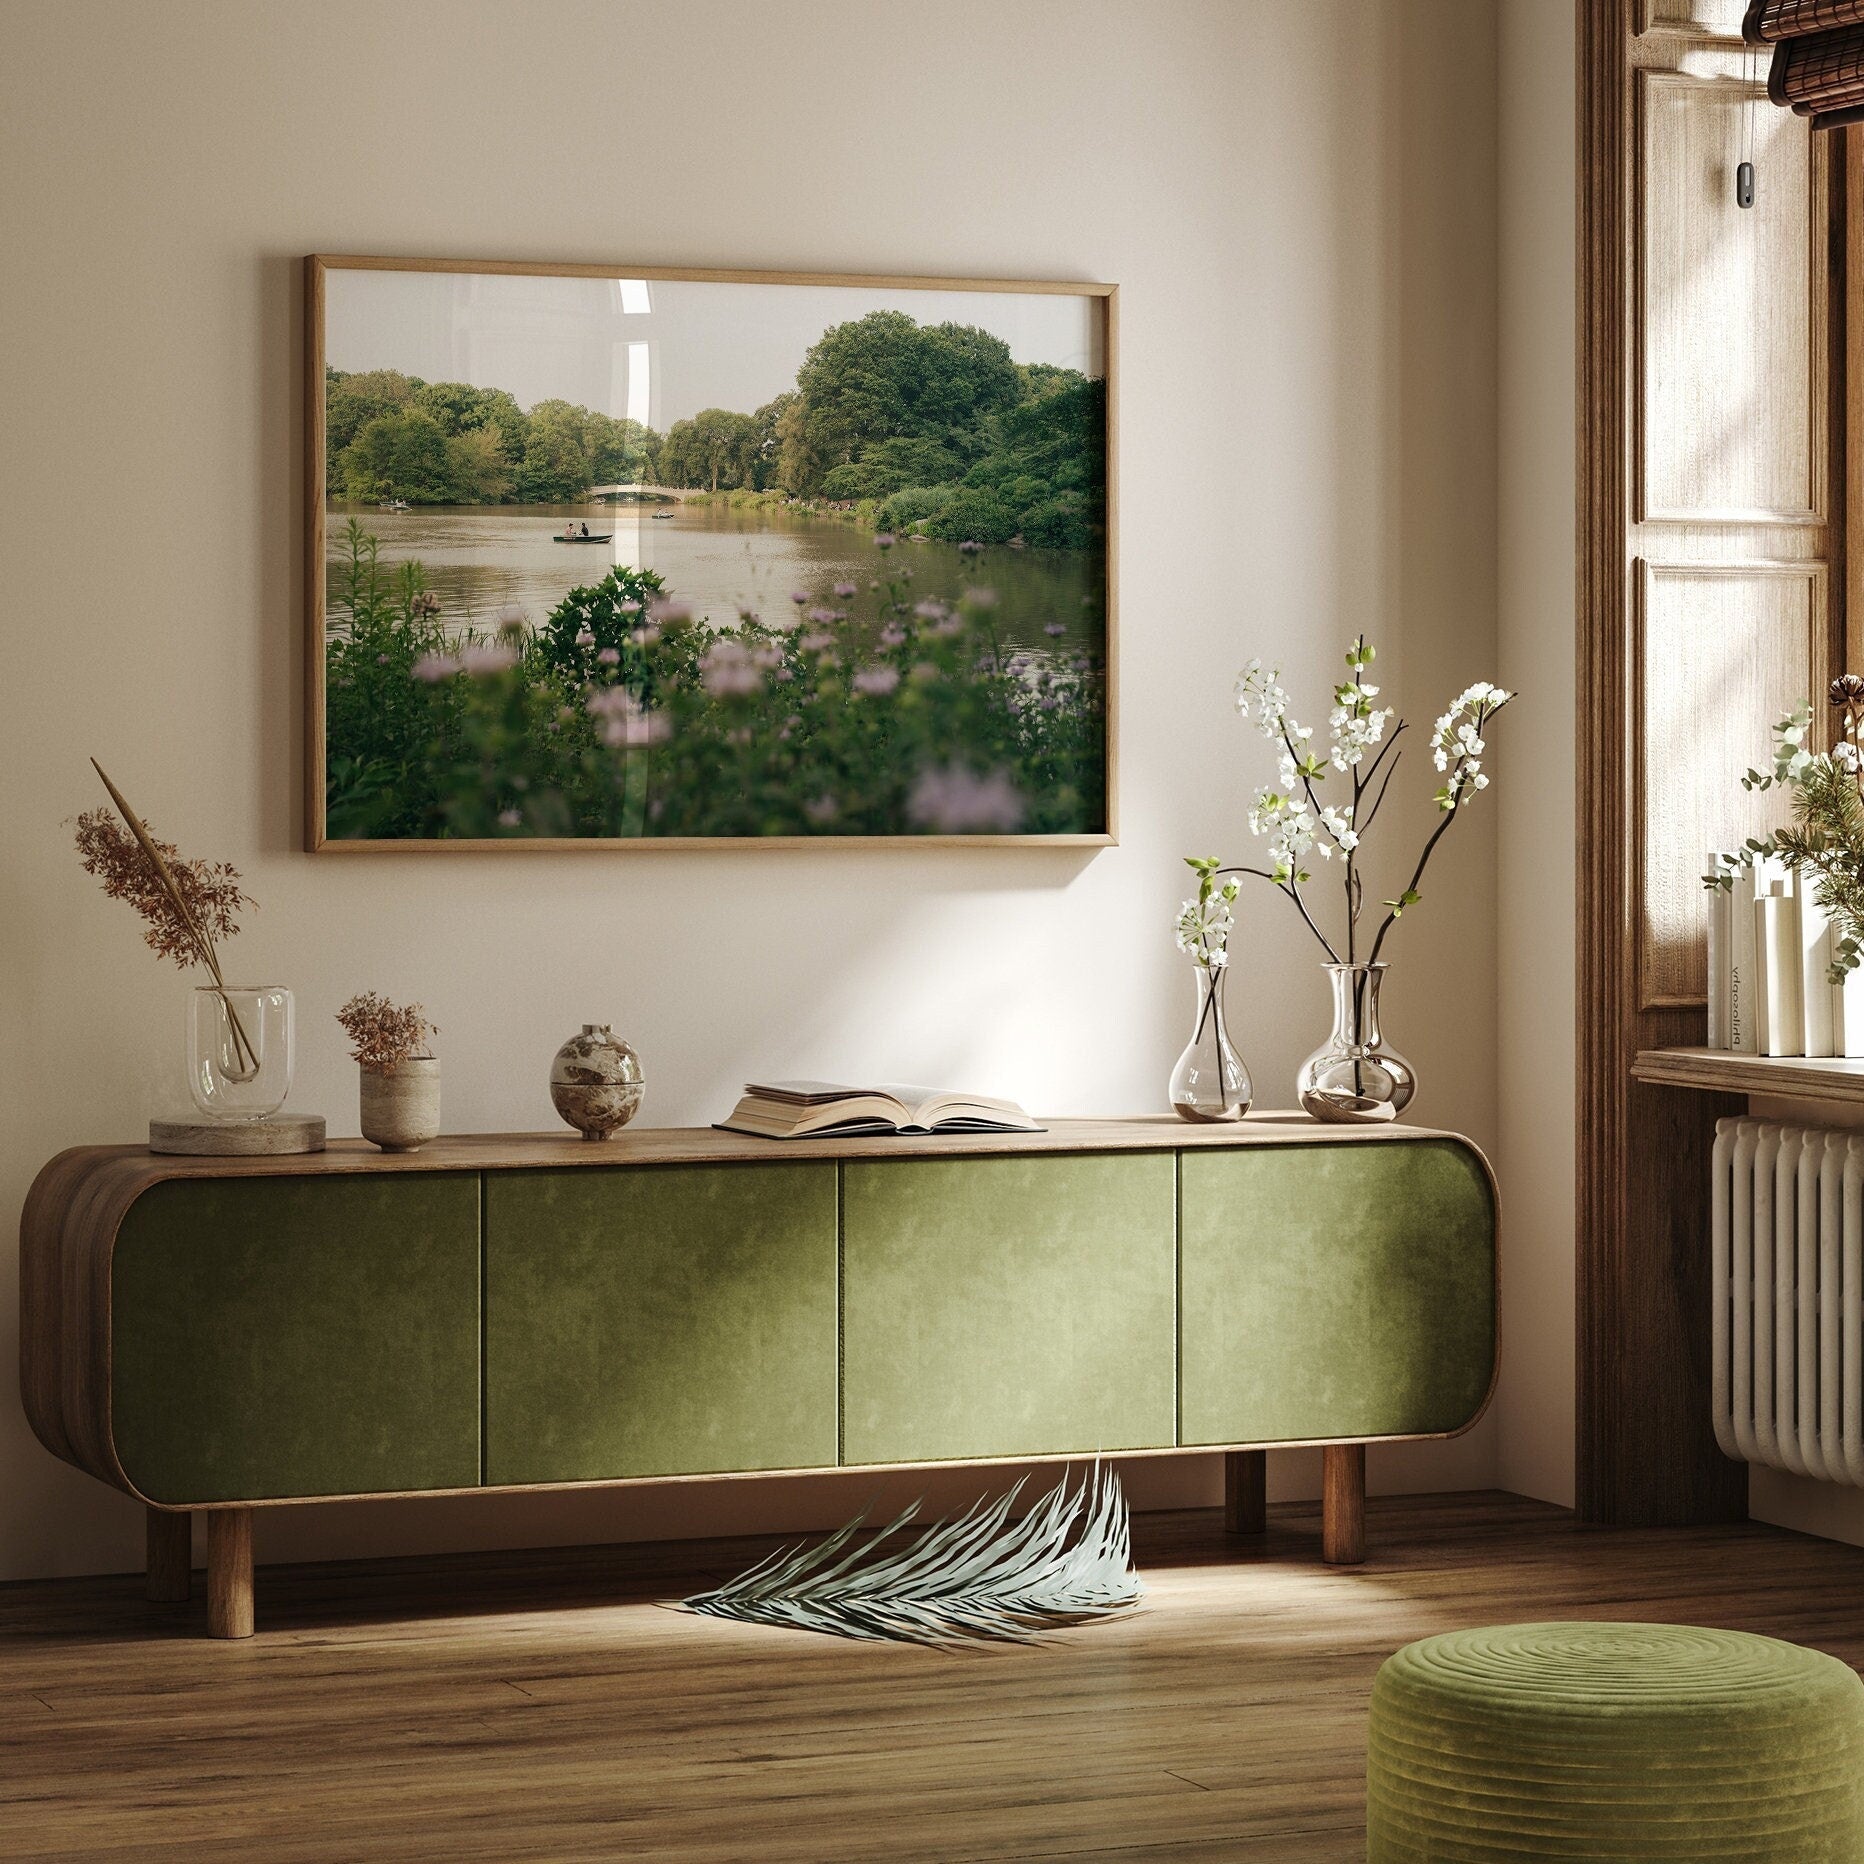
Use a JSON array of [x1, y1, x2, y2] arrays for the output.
[[1170, 964, 1252, 1122], [1297, 962, 1415, 1123], [188, 985, 293, 1122]]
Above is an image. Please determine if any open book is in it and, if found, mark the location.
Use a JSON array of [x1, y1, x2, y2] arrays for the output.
[[717, 1080, 1043, 1140]]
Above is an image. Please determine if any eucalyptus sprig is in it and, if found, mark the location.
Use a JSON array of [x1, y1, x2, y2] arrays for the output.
[[1188, 638, 1510, 965]]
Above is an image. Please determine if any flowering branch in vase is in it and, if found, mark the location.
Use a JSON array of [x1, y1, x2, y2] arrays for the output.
[[75, 760, 259, 1072], [1189, 638, 1511, 965], [1723, 675, 1864, 981]]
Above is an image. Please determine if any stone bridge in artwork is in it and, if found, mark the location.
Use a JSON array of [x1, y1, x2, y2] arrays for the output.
[[587, 484, 695, 503]]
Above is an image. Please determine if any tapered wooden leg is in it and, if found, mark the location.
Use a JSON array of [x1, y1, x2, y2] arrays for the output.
[[206, 1508, 254, 1639], [1321, 1444, 1366, 1566], [1223, 1450, 1267, 1535], [145, 1507, 191, 1603]]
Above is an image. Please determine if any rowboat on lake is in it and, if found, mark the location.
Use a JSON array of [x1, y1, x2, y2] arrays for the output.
[[554, 532, 614, 544]]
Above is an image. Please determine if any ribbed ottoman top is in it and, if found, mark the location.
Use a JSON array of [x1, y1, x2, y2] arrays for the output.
[[1368, 1622, 1864, 1863]]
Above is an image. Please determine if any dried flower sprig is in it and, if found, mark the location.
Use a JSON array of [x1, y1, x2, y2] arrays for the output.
[[336, 993, 436, 1072], [75, 761, 259, 1071]]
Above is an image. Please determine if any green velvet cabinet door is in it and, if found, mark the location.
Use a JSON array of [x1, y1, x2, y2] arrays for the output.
[[111, 1174, 482, 1505], [1178, 1139, 1496, 1446], [841, 1154, 1177, 1465], [483, 1164, 838, 1484]]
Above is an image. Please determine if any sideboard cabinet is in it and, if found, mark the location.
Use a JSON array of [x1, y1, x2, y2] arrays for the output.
[[21, 1118, 1497, 1636]]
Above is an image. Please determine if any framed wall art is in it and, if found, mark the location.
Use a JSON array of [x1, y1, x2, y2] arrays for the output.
[[306, 256, 1117, 849]]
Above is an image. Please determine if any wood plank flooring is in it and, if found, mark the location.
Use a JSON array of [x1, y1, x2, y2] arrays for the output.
[[4, 1490, 1864, 1861]]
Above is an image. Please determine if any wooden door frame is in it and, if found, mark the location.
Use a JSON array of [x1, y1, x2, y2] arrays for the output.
[[1576, 0, 1850, 1523], [1576, 0, 1637, 1528]]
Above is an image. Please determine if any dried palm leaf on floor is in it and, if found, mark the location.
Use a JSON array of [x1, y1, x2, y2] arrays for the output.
[[679, 1462, 1142, 1646]]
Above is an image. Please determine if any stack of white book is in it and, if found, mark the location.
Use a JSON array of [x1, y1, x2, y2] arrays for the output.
[[1706, 851, 1864, 1056]]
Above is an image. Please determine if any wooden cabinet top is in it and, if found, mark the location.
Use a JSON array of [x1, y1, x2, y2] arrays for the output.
[[38, 1111, 1464, 1188]]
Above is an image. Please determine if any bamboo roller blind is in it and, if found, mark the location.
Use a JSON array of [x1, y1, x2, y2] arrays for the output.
[[1747, 0, 1864, 128]]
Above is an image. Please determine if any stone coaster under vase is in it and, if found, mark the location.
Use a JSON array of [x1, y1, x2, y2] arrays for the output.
[[148, 1114, 327, 1157]]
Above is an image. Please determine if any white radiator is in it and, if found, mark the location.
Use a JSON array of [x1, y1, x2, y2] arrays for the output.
[[1713, 1118, 1864, 1484]]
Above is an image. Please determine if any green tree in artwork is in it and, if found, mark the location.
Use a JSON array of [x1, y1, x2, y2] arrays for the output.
[[517, 400, 595, 501], [654, 418, 699, 488], [777, 313, 1021, 494], [586, 413, 653, 485], [340, 407, 457, 503], [326, 368, 419, 494], [935, 375, 1106, 547], [781, 310, 924, 488], [913, 322, 1022, 447], [820, 436, 965, 503], [750, 393, 794, 490], [444, 425, 514, 503], [690, 408, 759, 492]]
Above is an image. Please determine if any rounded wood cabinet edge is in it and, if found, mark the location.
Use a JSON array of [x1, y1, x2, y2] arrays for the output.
[[20, 1148, 176, 1506]]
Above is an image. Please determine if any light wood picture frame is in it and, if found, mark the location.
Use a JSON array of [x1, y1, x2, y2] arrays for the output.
[[306, 255, 1118, 851]]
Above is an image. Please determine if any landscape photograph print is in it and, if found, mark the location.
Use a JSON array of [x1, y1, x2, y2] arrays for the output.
[[308, 258, 1115, 847]]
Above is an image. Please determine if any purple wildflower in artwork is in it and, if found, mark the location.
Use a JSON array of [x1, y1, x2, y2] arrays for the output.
[[700, 639, 762, 696], [585, 686, 671, 748], [907, 763, 1027, 834], [458, 642, 519, 677]]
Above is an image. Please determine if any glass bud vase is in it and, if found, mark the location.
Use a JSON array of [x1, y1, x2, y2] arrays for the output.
[[188, 984, 293, 1122], [1170, 965, 1252, 1123], [1297, 962, 1414, 1123]]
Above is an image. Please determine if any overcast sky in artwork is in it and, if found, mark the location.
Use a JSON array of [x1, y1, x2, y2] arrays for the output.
[[325, 269, 1105, 432]]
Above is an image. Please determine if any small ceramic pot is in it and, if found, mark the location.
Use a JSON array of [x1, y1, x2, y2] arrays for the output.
[[359, 1056, 441, 1152], [550, 1024, 644, 1140]]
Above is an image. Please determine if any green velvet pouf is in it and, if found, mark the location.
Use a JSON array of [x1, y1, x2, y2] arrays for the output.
[[1367, 1622, 1864, 1862]]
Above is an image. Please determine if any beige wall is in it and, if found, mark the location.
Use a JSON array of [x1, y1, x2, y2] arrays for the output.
[[0, 0, 1505, 1581], [1494, 0, 1577, 1507]]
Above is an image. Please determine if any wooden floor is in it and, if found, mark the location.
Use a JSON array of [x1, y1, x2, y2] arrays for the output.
[[5, 1490, 1864, 1861]]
